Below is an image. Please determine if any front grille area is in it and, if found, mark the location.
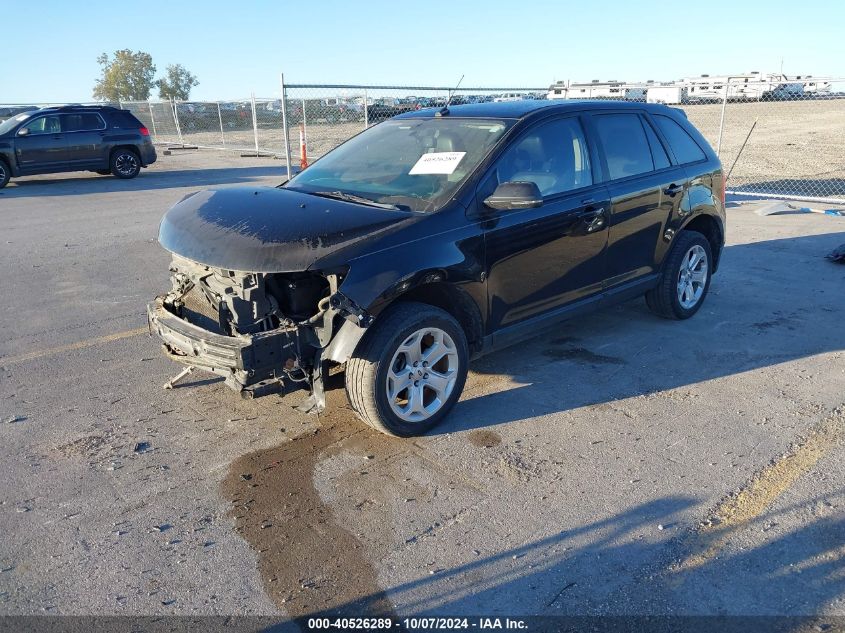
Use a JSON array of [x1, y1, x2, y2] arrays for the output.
[[181, 285, 226, 335]]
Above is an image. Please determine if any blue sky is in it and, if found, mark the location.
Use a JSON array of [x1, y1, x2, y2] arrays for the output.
[[2, 0, 843, 102]]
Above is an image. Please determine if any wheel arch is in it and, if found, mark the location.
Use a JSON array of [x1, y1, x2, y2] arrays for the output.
[[0, 151, 15, 177], [325, 280, 485, 364], [681, 212, 724, 272], [390, 281, 484, 356], [110, 144, 144, 166]]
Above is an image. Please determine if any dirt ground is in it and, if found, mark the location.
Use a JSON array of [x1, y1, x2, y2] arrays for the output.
[[0, 150, 844, 623]]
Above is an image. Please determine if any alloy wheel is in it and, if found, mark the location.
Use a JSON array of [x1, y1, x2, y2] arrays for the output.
[[115, 153, 139, 176], [385, 327, 459, 423], [677, 244, 708, 309]]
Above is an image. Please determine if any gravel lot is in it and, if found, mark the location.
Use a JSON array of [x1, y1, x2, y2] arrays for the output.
[[0, 151, 844, 623]]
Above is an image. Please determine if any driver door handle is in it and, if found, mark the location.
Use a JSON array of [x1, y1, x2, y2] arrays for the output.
[[664, 183, 685, 196], [577, 206, 607, 233]]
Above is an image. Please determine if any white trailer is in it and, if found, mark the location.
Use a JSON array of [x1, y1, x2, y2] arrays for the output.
[[646, 85, 687, 104], [547, 80, 645, 100]]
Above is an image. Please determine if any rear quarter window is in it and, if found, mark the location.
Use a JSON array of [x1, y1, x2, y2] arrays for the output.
[[652, 114, 707, 164], [642, 118, 670, 170], [109, 111, 143, 129]]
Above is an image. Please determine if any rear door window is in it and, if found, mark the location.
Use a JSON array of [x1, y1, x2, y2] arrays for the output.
[[652, 114, 707, 164], [592, 113, 655, 180], [63, 113, 105, 132]]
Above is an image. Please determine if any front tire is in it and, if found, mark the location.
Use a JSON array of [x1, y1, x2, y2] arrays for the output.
[[110, 149, 141, 179], [646, 230, 713, 319], [346, 302, 469, 437]]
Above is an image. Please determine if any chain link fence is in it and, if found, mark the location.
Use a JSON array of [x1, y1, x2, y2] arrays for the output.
[[1, 77, 843, 203]]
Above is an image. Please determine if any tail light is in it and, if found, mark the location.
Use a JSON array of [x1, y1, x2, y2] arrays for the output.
[[139, 127, 150, 136]]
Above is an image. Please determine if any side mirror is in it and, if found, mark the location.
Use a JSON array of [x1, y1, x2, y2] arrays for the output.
[[484, 181, 543, 211], [17, 127, 29, 137]]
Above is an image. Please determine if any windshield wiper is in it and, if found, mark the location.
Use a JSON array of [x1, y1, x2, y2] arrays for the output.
[[309, 190, 403, 210]]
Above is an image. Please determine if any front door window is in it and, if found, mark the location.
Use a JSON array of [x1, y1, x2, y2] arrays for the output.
[[21, 115, 63, 135], [494, 117, 593, 196]]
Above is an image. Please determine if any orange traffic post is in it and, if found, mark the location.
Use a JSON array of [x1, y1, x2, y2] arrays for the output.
[[299, 123, 308, 170]]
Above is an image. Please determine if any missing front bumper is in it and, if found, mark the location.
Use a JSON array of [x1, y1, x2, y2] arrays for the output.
[[147, 297, 301, 397]]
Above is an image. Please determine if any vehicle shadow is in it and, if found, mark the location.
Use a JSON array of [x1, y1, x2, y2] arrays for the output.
[[0, 165, 285, 198], [290, 494, 845, 625], [437, 230, 845, 435]]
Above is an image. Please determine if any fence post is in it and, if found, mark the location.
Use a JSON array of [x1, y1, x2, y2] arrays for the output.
[[363, 88, 368, 128], [251, 92, 260, 153], [217, 101, 225, 147], [279, 74, 293, 181], [172, 98, 184, 145], [148, 101, 158, 142], [716, 79, 730, 157]]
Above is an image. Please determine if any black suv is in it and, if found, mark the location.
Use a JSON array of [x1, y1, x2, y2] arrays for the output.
[[0, 105, 156, 188], [148, 100, 724, 436]]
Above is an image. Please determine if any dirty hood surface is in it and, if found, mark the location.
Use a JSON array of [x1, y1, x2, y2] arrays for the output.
[[158, 186, 412, 272]]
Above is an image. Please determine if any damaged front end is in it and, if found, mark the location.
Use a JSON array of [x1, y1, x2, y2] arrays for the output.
[[147, 254, 371, 412]]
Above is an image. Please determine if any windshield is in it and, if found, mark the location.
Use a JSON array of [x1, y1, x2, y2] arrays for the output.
[[0, 112, 35, 136], [285, 117, 513, 212]]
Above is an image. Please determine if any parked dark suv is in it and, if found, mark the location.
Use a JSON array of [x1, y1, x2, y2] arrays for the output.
[[148, 100, 724, 436], [0, 105, 156, 188]]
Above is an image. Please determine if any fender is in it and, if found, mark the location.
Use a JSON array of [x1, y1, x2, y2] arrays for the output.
[[325, 222, 487, 362], [335, 219, 486, 319]]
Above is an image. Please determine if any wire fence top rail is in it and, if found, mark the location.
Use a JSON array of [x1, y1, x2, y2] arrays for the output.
[[284, 84, 547, 91]]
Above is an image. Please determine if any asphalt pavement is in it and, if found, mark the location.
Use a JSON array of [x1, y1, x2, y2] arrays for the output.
[[1, 150, 843, 621]]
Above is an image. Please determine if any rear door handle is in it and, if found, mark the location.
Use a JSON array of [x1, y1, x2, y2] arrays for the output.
[[664, 183, 685, 196]]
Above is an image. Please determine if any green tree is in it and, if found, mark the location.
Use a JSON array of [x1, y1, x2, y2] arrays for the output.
[[157, 64, 200, 101], [93, 50, 156, 101]]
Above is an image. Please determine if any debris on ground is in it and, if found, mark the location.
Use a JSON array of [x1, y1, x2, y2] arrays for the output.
[[133, 441, 151, 453], [826, 244, 845, 263], [4, 415, 26, 424], [752, 201, 845, 217]]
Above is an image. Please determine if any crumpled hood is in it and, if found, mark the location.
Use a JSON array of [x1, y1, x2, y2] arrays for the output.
[[158, 186, 412, 272]]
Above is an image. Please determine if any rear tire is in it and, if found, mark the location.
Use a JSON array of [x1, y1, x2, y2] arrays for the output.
[[346, 302, 469, 437], [646, 230, 713, 320], [0, 159, 10, 189], [110, 149, 141, 179]]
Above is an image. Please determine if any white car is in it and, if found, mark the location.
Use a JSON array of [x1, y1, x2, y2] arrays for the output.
[[493, 92, 525, 102]]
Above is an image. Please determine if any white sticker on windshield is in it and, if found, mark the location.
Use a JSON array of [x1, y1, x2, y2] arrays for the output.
[[409, 151, 466, 175]]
